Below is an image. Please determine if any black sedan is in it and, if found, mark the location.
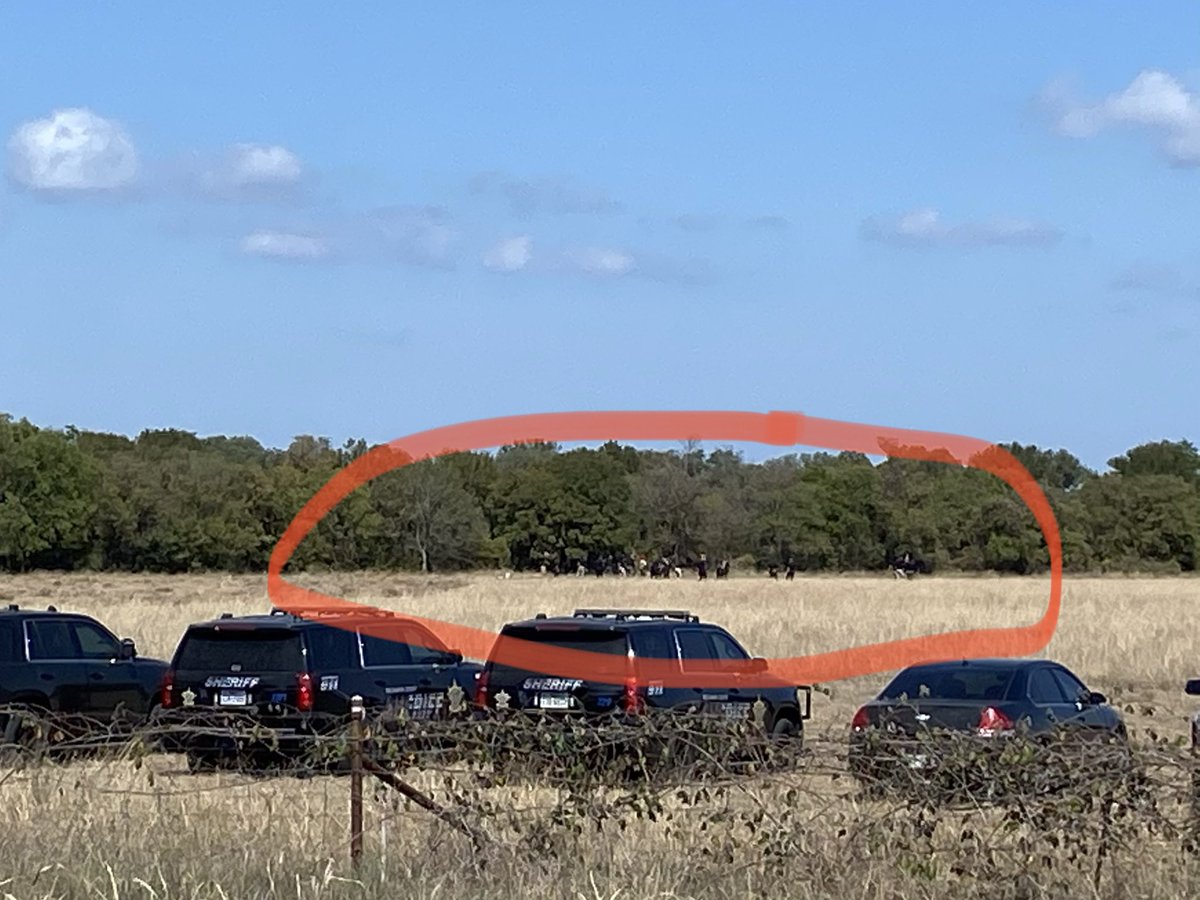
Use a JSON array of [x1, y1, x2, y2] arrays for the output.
[[847, 658, 1127, 790]]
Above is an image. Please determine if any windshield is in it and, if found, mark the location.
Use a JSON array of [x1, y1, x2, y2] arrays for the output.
[[487, 626, 628, 682], [176, 628, 305, 673], [879, 667, 1014, 702]]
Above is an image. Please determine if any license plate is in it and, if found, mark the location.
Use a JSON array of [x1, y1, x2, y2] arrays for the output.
[[538, 693, 571, 710], [720, 702, 750, 720], [404, 692, 444, 719], [217, 689, 249, 707]]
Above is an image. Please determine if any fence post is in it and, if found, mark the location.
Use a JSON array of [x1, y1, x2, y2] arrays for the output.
[[350, 694, 364, 867]]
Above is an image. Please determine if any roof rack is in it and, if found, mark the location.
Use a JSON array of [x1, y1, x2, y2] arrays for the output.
[[267, 606, 412, 620], [573, 608, 698, 623]]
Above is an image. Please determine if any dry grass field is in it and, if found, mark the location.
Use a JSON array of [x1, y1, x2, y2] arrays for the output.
[[0, 572, 1198, 899]]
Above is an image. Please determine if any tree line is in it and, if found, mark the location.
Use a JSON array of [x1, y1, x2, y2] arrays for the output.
[[1, 412, 1197, 575]]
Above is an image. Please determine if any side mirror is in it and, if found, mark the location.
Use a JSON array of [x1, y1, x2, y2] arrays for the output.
[[746, 657, 769, 674], [118, 638, 137, 660], [1087, 691, 1106, 706]]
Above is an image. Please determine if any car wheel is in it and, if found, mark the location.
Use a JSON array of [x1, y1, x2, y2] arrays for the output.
[[1, 708, 51, 760]]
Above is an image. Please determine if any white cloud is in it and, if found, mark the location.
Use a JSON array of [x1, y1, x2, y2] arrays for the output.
[[1041, 70, 1200, 166], [861, 207, 1062, 248], [227, 144, 302, 186], [6, 107, 138, 193], [240, 230, 328, 261], [482, 235, 532, 272], [567, 245, 637, 277]]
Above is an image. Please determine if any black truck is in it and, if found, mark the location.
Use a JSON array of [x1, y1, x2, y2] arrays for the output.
[[476, 608, 812, 741], [0, 603, 169, 750], [153, 607, 483, 769]]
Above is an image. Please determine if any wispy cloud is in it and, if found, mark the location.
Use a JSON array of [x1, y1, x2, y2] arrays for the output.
[[6, 107, 139, 195], [239, 205, 459, 269], [1109, 262, 1200, 302], [1039, 70, 1200, 167], [482, 235, 533, 273], [469, 171, 623, 217], [176, 143, 309, 202], [240, 230, 329, 261], [480, 234, 714, 285], [861, 207, 1062, 248], [746, 214, 791, 230]]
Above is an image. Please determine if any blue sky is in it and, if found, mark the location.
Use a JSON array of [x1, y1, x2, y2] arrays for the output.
[[1, 4, 1197, 472]]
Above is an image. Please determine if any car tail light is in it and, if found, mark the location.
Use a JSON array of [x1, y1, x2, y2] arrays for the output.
[[623, 673, 644, 714], [851, 706, 869, 732], [160, 670, 175, 708], [296, 673, 314, 712], [977, 706, 1014, 736], [474, 669, 490, 710]]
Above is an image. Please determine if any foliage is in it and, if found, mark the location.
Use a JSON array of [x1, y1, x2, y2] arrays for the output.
[[1, 412, 1198, 574]]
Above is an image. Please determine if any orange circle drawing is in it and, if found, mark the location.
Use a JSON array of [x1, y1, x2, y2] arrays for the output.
[[267, 411, 1062, 690]]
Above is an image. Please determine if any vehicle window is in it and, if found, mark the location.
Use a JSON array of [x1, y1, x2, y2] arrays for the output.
[[708, 632, 749, 661], [631, 630, 675, 659], [880, 667, 1015, 702], [26, 620, 79, 660], [359, 621, 455, 667], [360, 632, 413, 667], [71, 621, 120, 660], [305, 624, 360, 670], [675, 629, 712, 661], [487, 626, 628, 681], [1028, 668, 1071, 704], [1050, 668, 1088, 703], [0, 621, 20, 662], [175, 628, 305, 672]]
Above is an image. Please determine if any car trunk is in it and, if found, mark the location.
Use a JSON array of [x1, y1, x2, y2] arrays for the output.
[[485, 625, 631, 714], [861, 700, 1008, 736], [172, 626, 308, 717]]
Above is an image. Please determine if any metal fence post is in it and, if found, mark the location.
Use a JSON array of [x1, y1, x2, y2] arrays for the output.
[[350, 694, 364, 867]]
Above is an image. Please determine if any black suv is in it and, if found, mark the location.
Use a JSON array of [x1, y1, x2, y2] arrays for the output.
[[0, 603, 169, 748], [154, 608, 483, 768], [476, 609, 812, 740]]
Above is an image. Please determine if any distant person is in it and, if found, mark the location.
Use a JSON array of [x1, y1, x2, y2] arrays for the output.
[[785, 558, 796, 581], [697, 554, 708, 581]]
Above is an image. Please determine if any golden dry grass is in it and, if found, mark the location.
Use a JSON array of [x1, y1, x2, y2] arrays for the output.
[[0, 572, 1197, 899]]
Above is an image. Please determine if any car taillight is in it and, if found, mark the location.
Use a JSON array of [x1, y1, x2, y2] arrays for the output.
[[977, 706, 1014, 736], [474, 669, 490, 710], [297, 673, 314, 712], [160, 670, 175, 708], [851, 706, 869, 732], [623, 674, 644, 714]]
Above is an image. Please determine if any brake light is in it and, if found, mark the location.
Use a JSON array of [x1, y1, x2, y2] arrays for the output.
[[623, 673, 644, 714], [977, 706, 1014, 736], [474, 669, 490, 710], [160, 670, 175, 708], [851, 706, 869, 732], [297, 673, 314, 712]]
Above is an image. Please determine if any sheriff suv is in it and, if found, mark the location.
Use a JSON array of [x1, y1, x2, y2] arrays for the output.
[[0, 603, 169, 750], [475, 609, 812, 740], [154, 607, 483, 769]]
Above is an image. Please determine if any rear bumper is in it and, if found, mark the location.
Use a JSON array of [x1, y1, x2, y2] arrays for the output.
[[149, 707, 326, 754]]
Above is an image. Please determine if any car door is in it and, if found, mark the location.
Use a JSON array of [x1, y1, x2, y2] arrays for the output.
[[1049, 666, 1115, 737], [1025, 665, 1084, 736], [69, 618, 145, 722], [22, 617, 90, 715], [674, 627, 753, 720], [629, 628, 677, 711], [358, 622, 455, 720]]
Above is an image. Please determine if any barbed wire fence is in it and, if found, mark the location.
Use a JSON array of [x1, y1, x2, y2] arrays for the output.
[[3, 697, 1200, 898]]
